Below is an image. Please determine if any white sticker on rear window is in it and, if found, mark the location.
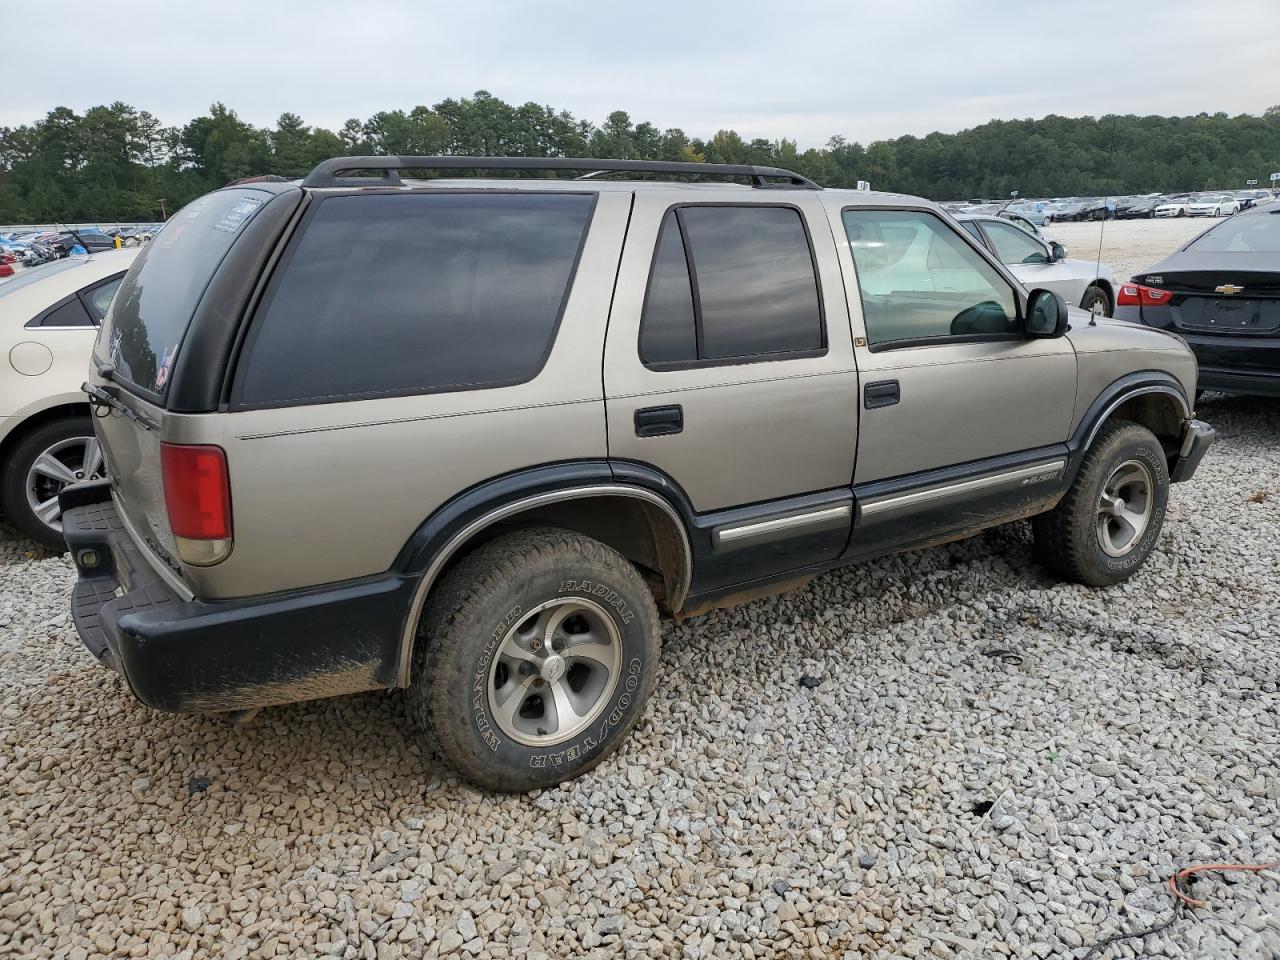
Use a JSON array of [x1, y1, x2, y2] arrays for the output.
[[213, 197, 264, 234]]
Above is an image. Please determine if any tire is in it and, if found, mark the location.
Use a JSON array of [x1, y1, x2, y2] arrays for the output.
[[411, 526, 661, 791], [1032, 421, 1169, 587], [1080, 284, 1111, 318], [1, 416, 104, 551]]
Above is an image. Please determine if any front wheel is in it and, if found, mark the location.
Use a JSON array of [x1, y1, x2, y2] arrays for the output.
[[411, 527, 661, 791], [1080, 284, 1111, 318], [1, 416, 105, 550], [1032, 421, 1169, 587]]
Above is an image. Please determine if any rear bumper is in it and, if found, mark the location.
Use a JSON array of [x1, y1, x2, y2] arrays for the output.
[[1197, 366, 1280, 397], [61, 483, 413, 713], [1170, 419, 1215, 483]]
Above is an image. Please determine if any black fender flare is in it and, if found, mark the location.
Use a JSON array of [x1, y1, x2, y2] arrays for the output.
[[390, 460, 693, 687], [1065, 370, 1189, 484]]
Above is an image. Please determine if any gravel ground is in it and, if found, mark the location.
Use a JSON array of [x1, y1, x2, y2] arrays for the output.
[[3, 224, 1279, 959]]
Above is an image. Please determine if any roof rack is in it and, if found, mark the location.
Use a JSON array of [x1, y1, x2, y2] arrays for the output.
[[300, 156, 822, 190]]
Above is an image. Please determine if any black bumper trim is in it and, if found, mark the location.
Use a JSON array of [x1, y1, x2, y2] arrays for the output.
[[62, 490, 414, 713], [1197, 367, 1280, 398]]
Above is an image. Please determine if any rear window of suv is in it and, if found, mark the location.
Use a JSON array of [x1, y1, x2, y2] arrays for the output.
[[98, 189, 270, 396], [234, 192, 595, 406]]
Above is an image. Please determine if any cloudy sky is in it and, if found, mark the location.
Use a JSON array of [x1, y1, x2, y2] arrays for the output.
[[2, 0, 1275, 146]]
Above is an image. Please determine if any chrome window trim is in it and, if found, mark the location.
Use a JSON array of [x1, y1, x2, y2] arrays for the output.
[[713, 503, 851, 551], [860, 459, 1067, 519], [394, 484, 692, 688]]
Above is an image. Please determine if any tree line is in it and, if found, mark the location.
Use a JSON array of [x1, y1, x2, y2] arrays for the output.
[[2, 92, 1278, 222]]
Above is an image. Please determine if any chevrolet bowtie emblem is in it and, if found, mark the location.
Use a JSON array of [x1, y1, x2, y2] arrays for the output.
[[1215, 284, 1245, 295]]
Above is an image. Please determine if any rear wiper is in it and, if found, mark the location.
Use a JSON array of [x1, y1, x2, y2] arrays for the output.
[[82, 381, 155, 431]]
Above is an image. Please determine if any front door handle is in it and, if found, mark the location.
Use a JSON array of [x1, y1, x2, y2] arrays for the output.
[[863, 380, 900, 409], [635, 405, 683, 437]]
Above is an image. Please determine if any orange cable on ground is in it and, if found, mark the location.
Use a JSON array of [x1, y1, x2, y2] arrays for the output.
[[1168, 861, 1280, 908]]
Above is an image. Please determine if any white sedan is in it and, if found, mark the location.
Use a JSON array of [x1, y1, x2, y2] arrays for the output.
[[0, 249, 138, 548], [1154, 199, 1190, 218], [1185, 195, 1240, 217]]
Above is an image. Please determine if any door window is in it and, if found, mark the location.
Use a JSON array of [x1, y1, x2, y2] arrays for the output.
[[982, 220, 1049, 265], [639, 205, 824, 367], [843, 208, 1018, 347]]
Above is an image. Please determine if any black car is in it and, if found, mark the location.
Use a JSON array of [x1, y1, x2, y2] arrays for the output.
[[1117, 197, 1160, 219], [1114, 203, 1280, 396]]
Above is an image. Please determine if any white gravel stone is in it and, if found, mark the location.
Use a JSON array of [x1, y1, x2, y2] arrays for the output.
[[1, 353, 1278, 957]]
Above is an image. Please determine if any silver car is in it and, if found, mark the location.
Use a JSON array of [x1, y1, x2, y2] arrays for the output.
[[955, 214, 1117, 316], [62, 157, 1214, 791]]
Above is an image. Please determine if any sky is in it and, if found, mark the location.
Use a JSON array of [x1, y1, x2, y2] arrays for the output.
[[1, 0, 1276, 147]]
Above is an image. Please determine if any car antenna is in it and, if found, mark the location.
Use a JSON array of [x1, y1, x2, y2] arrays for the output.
[[1091, 115, 1120, 326], [57, 222, 93, 260]]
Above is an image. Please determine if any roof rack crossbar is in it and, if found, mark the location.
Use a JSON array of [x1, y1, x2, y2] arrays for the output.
[[301, 156, 821, 190]]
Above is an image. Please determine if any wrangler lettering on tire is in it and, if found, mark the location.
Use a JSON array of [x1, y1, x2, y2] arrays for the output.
[[411, 527, 660, 791]]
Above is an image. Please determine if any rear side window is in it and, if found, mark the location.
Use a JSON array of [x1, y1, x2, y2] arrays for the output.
[[639, 205, 824, 367], [235, 192, 594, 406], [40, 295, 94, 327], [99, 189, 270, 396]]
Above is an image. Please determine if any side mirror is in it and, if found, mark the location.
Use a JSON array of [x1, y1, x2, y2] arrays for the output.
[[1025, 288, 1070, 338], [1049, 241, 1067, 262]]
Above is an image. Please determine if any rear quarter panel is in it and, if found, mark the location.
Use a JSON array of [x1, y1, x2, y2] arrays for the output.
[[167, 191, 633, 601]]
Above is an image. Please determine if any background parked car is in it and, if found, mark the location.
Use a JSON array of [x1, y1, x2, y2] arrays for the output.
[[1185, 194, 1239, 217], [1154, 197, 1192, 218], [0, 248, 138, 547], [1117, 196, 1161, 218], [956, 213, 1116, 316], [1115, 201, 1280, 397]]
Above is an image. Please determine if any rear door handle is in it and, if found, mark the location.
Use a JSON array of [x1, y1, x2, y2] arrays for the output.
[[863, 380, 900, 409], [634, 405, 683, 437]]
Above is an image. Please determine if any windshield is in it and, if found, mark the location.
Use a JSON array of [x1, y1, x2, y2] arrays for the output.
[[96, 189, 269, 397]]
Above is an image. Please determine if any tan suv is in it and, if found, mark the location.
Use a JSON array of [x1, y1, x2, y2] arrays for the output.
[[62, 158, 1214, 790]]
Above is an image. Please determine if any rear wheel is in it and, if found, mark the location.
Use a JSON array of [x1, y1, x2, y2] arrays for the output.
[[1032, 421, 1169, 586], [1, 416, 104, 550], [411, 526, 661, 791], [1080, 284, 1111, 318]]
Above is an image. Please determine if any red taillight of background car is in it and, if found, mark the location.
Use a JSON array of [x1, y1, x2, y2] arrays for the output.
[[1117, 283, 1172, 307], [160, 443, 233, 565]]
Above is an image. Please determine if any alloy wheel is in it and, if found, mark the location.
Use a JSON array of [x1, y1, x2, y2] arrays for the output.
[[1095, 459, 1154, 557], [25, 436, 104, 533], [486, 597, 622, 747]]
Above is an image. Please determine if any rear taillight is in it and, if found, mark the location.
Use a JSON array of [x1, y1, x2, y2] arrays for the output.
[[1117, 283, 1172, 307], [160, 443, 232, 566]]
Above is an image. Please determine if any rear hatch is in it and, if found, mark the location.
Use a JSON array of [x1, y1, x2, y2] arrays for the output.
[[89, 186, 297, 576]]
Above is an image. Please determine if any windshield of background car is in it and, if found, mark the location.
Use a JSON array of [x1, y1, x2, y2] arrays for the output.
[[96, 189, 269, 398], [1187, 211, 1280, 253]]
